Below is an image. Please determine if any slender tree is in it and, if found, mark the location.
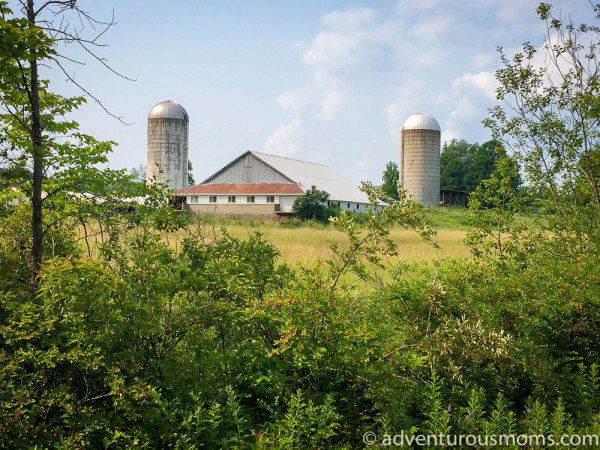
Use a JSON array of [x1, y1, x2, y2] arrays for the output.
[[485, 2, 600, 256], [0, 1, 130, 287], [381, 161, 400, 200]]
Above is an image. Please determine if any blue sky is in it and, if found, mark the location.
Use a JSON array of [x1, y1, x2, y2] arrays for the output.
[[14, 0, 594, 184]]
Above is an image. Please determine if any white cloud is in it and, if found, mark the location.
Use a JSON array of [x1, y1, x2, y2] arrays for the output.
[[277, 89, 310, 114], [440, 71, 500, 144], [321, 7, 377, 30], [409, 16, 454, 43], [471, 52, 495, 70], [394, 0, 446, 15], [452, 71, 498, 101], [318, 89, 345, 121], [263, 119, 302, 157]]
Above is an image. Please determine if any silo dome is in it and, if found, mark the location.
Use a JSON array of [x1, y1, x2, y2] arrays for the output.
[[148, 100, 188, 121], [402, 113, 441, 132]]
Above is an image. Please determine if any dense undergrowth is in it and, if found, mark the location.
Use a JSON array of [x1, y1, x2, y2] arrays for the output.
[[1, 181, 600, 448]]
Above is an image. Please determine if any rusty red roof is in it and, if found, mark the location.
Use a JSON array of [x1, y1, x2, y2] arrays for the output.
[[174, 183, 304, 195]]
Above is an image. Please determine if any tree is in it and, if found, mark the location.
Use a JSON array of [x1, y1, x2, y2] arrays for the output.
[[484, 2, 600, 257], [440, 139, 471, 191], [440, 139, 501, 193], [292, 185, 329, 220], [381, 161, 400, 200], [129, 164, 146, 183], [188, 159, 195, 186], [0, 1, 127, 286]]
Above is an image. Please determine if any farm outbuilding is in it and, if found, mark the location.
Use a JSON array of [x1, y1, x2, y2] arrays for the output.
[[146, 101, 189, 192], [174, 151, 373, 219], [399, 113, 441, 206]]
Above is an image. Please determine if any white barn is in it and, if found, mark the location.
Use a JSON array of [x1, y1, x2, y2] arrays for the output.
[[174, 151, 372, 219]]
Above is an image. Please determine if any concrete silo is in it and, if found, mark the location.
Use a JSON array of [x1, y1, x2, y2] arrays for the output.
[[146, 100, 189, 191], [399, 113, 441, 206]]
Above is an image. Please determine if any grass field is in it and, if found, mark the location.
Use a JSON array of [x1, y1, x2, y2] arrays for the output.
[[202, 205, 472, 267], [223, 224, 469, 267], [75, 206, 472, 267]]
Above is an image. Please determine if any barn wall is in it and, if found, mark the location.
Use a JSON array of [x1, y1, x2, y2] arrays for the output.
[[206, 154, 290, 184], [279, 196, 296, 212], [187, 194, 282, 205], [184, 203, 277, 219]]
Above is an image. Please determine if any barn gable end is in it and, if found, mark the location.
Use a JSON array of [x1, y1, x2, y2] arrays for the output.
[[203, 152, 293, 185]]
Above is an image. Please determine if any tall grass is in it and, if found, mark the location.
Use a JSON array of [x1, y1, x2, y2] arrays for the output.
[[74, 206, 472, 267], [224, 224, 469, 267]]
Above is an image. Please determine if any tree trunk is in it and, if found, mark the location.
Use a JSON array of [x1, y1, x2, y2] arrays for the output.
[[27, 0, 43, 289]]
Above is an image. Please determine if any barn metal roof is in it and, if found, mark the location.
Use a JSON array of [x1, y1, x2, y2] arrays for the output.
[[402, 113, 440, 132], [250, 152, 371, 203], [175, 183, 304, 195], [194, 151, 372, 204], [148, 101, 188, 121]]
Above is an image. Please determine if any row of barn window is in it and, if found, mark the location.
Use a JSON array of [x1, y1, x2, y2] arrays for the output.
[[188, 195, 275, 204], [186, 196, 366, 211]]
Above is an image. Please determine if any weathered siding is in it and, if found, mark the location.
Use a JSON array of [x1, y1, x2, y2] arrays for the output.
[[206, 153, 291, 184], [185, 203, 277, 219], [147, 117, 189, 191], [400, 128, 440, 207], [279, 196, 297, 212]]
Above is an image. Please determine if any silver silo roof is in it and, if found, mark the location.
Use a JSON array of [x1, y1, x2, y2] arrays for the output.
[[148, 101, 188, 120], [402, 113, 440, 132]]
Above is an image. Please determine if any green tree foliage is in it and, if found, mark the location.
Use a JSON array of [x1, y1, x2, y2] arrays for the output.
[[440, 139, 502, 193], [292, 185, 330, 221], [466, 155, 528, 267], [0, 1, 132, 288], [3, 2, 600, 448], [129, 164, 146, 183], [381, 161, 400, 200], [484, 2, 600, 257], [188, 160, 195, 186]]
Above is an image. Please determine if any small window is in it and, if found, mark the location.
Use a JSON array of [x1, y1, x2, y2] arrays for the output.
[[247, 196, 255, 203], [337, 202, 340, 208], [189, 196, 197, 203], [266, 196, 275, 203], [228, 196, 236, 203], [209, 196, 217, 203], [347, 203, 351, 209]]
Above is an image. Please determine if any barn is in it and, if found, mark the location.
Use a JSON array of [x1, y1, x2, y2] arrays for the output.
[[173, 151, 372, 219]]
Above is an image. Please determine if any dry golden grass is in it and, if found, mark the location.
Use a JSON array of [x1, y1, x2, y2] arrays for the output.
[[73, 213, 471, 268], [222, 224, 469, 267]]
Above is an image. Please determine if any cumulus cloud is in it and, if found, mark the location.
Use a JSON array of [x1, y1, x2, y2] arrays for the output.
[[268, 0, 565, 169], [277, 89, 311, 115], [409, 16, 454, 43], [303, 8, 378, 72], [471, 53, 495, 70], [318, 89, 345, 121], [263, 119, 302, 157], [452, 71, 498, 101], [321, 7, 377, 30], [442, 71, 500, 144]]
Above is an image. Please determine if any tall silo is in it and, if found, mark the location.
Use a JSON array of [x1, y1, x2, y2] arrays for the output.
[[146, 100, 189, 191], [399, 113, 441, 206]]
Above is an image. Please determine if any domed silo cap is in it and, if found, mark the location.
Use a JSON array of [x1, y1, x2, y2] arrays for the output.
[[402, 113, 440, 132], [148, 100, 188, 120]]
